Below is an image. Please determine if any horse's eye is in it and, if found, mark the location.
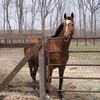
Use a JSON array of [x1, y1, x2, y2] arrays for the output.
[[72, 24, 74, 26]]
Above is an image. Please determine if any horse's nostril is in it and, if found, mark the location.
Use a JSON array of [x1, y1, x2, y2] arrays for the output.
[[65, 35, 70, 39], [63, 35, 71, 42], [64, 36, 67, 40]]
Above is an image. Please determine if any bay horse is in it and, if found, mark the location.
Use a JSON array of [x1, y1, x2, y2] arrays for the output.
[[24, 13, 74, 99]]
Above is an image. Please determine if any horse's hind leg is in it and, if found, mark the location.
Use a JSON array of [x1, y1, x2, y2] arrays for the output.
[[58, 67, 65, 99], [28, 60, 38, 89], [32, 63, 38, 83], [28, 60, 34, 79]]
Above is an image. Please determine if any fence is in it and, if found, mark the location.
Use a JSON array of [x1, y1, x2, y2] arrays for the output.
[[73, 37, 100, 46], [0, 34, 100, 100], [47, 37, 100, 99], [0, 34, 46, 100]]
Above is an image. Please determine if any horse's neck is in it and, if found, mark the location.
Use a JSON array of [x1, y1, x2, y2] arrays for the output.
[[57, 30, 64, 37], [57, 31, 72, 50], [54, 37, 71, 51], [63, 39, 71, 51]]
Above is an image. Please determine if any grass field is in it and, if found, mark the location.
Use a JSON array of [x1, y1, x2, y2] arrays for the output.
[[69, 41, 100, 63]]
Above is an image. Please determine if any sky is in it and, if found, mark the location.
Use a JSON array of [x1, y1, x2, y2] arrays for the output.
[[0, 0, 77, 30], [0, 0, 99, 30]]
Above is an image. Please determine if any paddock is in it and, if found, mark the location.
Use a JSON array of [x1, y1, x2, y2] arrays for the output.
[[0, 34, 100, 100]]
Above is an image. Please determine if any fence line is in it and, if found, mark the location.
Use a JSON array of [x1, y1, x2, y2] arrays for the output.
[[0, 35, 100, 99], [48, 37, 100, 95], [0, 34, 42, 39]]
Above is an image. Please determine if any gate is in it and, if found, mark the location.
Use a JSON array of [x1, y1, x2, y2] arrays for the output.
[[47, 37, 100, 98]]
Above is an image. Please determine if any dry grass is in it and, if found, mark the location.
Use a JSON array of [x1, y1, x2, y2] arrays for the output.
[[0, 47, 100, 100]]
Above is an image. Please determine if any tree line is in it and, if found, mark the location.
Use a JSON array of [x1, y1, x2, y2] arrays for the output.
[[0, 0, 100, 37]]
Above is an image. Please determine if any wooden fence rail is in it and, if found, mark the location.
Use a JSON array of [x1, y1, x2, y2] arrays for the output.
[[0, 43, 35, 48], [0, 34, 43, 39], [0, 35, 100, 100], [0, 40, 42, 92]]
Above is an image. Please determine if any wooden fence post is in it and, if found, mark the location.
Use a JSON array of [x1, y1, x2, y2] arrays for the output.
[[39, 40, 46, 100], [39, 0, 46, 99]]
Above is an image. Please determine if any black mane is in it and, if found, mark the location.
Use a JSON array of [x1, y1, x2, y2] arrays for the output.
[[51, 23, 64, 38]]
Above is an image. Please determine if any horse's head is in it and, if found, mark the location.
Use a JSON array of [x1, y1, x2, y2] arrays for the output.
[[63, 13, 74, 42]]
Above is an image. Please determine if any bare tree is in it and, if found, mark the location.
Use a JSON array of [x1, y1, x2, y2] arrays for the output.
[[80, 0, 87, 36], [49, 11, 53, 34], [70, 0, 83, 35], [84, 0, 100, 36], [96, 8, 100, 33], [15, 0, 24, 33], [51, 0, 66, 33], [31, 0, 39, 32], [23, 6, 28, 33], [55, 0, 65, 28], [1, 0, 6, 34], [94, 9, 97, 35], [77, 0, 82, 34], [5, 0, 12, 34], [1, 0, 12, 34], [39, 0, 57, 33]]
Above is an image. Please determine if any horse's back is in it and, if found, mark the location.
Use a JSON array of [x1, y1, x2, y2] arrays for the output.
[[24, 39, 39, 61]]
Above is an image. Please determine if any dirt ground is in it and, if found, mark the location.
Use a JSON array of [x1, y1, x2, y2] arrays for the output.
[[0, 48, 100, 100]]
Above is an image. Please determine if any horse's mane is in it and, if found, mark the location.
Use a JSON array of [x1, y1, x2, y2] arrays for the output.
[[51, 23, 64, 38]]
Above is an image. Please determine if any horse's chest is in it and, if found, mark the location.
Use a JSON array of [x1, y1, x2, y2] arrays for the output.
[[47, 40, 69, 64], [47, 40, 68, 51]]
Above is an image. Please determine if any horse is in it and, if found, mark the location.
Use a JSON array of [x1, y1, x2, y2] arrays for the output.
[[24, 12, 74, 99]]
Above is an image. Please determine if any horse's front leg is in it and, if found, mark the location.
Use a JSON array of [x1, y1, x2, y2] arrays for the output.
[[58, 66, 65, 99], [46, 66, 53, 99]]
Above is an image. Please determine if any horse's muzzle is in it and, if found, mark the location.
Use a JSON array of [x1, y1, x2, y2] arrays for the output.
[[63, 34, 71, 42]]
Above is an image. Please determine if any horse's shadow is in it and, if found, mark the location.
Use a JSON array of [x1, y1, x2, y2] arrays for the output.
[[27, 80, 68, 99], [5, 81, 40, 97], [6, 80, 65, 99], [28, 81, 66, 99], [49, 86, 65, 99], [26, 80, 40, 97], [0, 95, 7, 100]]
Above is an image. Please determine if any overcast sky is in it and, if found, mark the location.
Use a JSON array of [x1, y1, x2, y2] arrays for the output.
[[0, 0, 99, 30], [0, 0, 78, 30]]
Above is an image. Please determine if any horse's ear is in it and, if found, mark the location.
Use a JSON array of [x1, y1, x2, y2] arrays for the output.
[[64, 13, 67, 20], [71, 12, 74, 19]]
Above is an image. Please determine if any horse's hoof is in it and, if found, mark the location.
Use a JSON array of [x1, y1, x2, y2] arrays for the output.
[[34, 87, 38, 90], [59, 94, 63, 100], [46, 94, 50, 99]]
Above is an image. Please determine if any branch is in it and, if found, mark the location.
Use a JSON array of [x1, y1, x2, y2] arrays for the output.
[[45, 0, 57, 18], [93, 2, 100, 12]]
